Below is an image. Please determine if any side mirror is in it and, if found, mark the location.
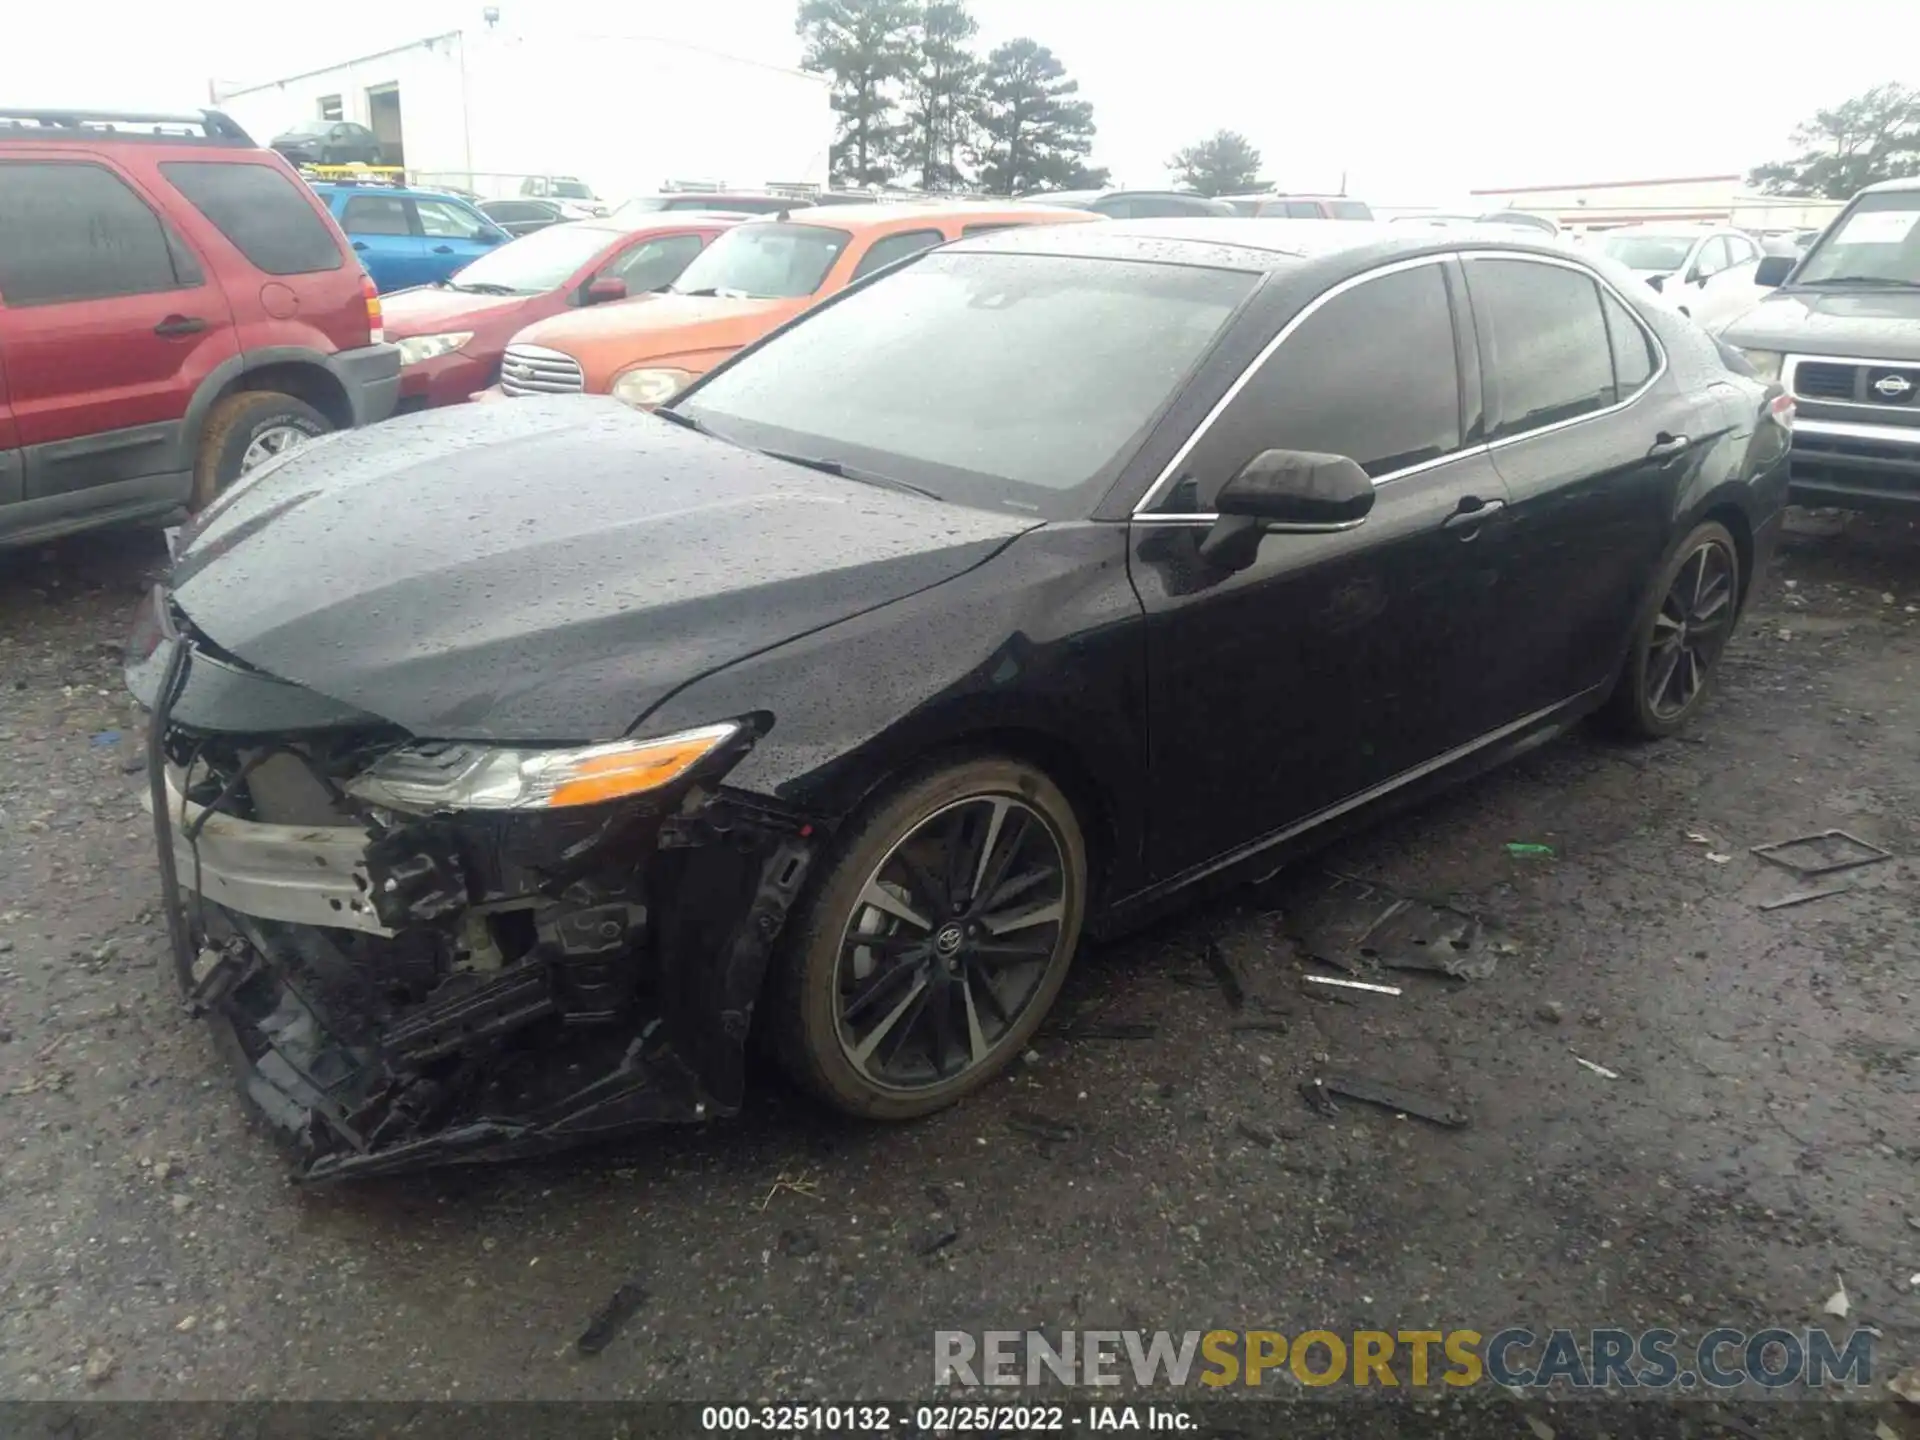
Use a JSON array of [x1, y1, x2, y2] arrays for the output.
[[482, 228, 509, 246], [1646, 273, 1666, 293], [1199, 449, 1374, 571], [1754, 254, 1794, 288], [584, 276, 628, 304]]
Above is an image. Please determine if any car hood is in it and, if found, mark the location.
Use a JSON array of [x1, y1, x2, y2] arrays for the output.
[[512, 293, 802, 388], [1719, 286, 1920, 361], [382, 286, 529, 336], [165, 397, 1036, 742]]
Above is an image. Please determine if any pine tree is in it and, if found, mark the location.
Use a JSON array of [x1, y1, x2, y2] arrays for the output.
[[905, 0, 981, 191], [797, 0, 921, 187], [975, 39, 1105, 195]]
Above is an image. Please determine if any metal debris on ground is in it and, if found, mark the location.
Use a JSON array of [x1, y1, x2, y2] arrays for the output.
[[1305, 975, 1402, 996], [914, 1226, 959, 1257], [1282, 874, 1505, 981], [1318, 1073, 1470, 1129], [1298, 1079, 1338, 1117], [1007, 1109, 1078, 1143], [1202, 938, 1253, 1009], [575, 1281, 647, 1356], [1571, 1054, 1620, 1080], [1235, 1120, 1277, 1148], [1751, 829, 1892, 878], [1505, 842, 1555, 858], [1823, 1276, 1850, 1318], [1758, 885, 1852, 912]]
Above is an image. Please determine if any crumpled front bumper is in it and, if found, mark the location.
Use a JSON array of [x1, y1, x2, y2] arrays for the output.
[[140, 630, 816, 1181]]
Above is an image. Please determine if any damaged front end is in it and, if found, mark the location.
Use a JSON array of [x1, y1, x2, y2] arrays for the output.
[[135, 604, 815, 1181]]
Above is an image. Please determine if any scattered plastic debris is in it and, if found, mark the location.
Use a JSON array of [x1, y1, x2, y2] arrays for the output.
[[1823, 1276, 1850, 1318], [1759, 885, 1851, 912], [1685, 832, 1713, 845], [1524, 1415, 1555, 1440], [1751, 829, 1892, 878], [1571, 1054, 1620, 1080], [89, 730, 120, 748], [1889, 1364, 1920, 1406], [1505, 843, 1555, 858], [576, 1281, 647, 1356], [1705, 852, 1732, 864], [1298, 1079, 1338, 1117], [1283, 874, 1504, 981], [1305, 975, 1401, 996], [1319, 1073, 1469, 1129]]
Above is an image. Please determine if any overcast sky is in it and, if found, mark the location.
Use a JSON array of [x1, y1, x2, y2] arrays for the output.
[[6, 0, 1913, 201]]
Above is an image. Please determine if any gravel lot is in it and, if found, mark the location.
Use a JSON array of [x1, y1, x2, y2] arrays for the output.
[[0, 514, 1915, 1405]]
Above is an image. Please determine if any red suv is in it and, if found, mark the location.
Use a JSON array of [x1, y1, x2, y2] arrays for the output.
[[0, 107, 399, 548]]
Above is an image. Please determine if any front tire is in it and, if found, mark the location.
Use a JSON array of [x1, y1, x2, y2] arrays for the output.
[[771, 757, 1088, 1120], [191, 391, 330, 509], [1602, 519, 1741, 738]]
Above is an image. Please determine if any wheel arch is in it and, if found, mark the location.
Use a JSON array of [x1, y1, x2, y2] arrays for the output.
[[182, 351, 355, 463]]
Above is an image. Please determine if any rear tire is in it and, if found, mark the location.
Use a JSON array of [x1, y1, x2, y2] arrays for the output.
[[191, 391, 329, 509], [1601, 519, 1741, 739], [770, 757, 1087, 1120]]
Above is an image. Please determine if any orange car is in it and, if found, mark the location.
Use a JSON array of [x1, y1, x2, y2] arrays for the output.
[[496, 202, 1100, 407]]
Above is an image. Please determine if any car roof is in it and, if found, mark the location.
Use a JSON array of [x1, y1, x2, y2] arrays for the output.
[[947, 216, 1593, 276], [311, 183, 476, 203], [1600, 223, 1721, 235], [736, 200, 1094, 232], [1858, 174, 1920, 195], [570, 212, 744, 237]]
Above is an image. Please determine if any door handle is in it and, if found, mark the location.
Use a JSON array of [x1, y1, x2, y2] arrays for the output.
[[153, 315, 207, 338], [1442, 495, 1506, 535], [431, 244, 454, 254], [1648, 431, 1691, 460]]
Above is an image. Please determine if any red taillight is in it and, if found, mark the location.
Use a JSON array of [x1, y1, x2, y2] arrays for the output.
[[362, 273, 384, 345], [1770, 392, 1795, 429]]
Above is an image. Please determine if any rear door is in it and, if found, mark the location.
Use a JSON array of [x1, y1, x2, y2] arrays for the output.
[[1132, 257, 1515, 879], [0, 155, 237, 501], [1465, 253, 1698, 713], [848, 228, 946, 283], [413, 197, 505, 283], [335, 191, 421, 291], [0, 341, 20, 507]]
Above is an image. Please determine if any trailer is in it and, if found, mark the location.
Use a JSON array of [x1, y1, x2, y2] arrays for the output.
[[215, 27, 833, 206]]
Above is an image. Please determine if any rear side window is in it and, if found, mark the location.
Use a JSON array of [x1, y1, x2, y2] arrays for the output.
[[851, 228, 944, 281], [0, 160, 196, 306], [1283, 201, 1322, 218], [1466, 258, 1615, 439], [1601, 290, 1656, 395], [1330, 200, 1373, 220], [1168, 261, 1462, 503], [416, 198, 491, 240], [341, 194, 411, 236], [604, 233, 706, 291], [161, 161, 343, 275]]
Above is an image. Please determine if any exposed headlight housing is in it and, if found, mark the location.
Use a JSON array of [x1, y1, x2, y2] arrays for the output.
[[345, 722, 741, 814], [396, 332, 474, 366], [611, 367, 695, 409], [1738, 348, 1784, 385]]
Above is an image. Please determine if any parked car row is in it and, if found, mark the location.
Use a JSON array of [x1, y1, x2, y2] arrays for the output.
[[129, 211, 1793, 1177]]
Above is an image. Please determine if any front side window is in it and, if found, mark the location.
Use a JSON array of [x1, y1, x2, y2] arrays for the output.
[[415, 199, 491, 240], [1792, 191, 1920, 285], [0, 161, 193, 305], [162, 161, 343, 275], [676, 252, 1257, 518], [603, 233, 706, 292], [1693, 237, 1730, 279], [341, 194, 411, 236], [1466, 257, 1615, 439], [668, 222, 851, 298], [850, 228, 944, 281], [1164, 262, 1462, 510]]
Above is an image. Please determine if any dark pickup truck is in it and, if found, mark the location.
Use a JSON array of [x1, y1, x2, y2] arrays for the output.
[[1720, 176, 1920, 513]]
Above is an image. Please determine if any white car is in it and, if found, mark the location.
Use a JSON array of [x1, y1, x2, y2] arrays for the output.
[[1594, 225, 1767, 332]]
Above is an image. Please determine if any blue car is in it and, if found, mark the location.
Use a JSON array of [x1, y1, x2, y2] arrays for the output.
[[312, 183, 512, 293]]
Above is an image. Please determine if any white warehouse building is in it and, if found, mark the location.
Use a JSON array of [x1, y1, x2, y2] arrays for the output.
[[214, 26, 834, 203]]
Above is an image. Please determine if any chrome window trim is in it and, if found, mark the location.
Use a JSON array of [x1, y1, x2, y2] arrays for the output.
[[1794, 416, 1920, 446], [1132, 248, 1667, 520], [1784, 353, 1920, 412]]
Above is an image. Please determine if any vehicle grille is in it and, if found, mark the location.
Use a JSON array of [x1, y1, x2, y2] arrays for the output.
[[1790, 357, 1920, 408], [500, 344, 585, 396]]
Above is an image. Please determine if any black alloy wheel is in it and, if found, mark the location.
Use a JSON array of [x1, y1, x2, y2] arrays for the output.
[[1604, 519, 1742, 738], [772, 758, 1086, 1119]]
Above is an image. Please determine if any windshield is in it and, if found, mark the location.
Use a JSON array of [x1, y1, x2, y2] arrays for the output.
[[1794, 193, 1920, 284], [675, 251, 1257, 518], [1599, 234, 1695, 271], [669, 222, 851, 298], [551, 180, 593, 199], [447, 223, 615, 293]]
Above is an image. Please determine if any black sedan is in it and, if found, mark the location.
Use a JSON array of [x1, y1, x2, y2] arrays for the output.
[[128, 221, 1790, 1178]]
